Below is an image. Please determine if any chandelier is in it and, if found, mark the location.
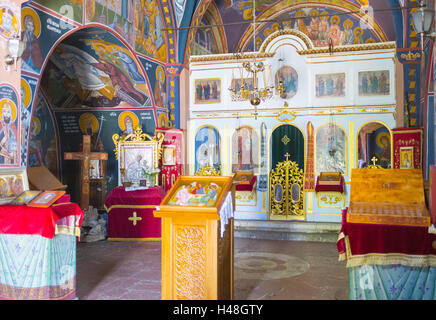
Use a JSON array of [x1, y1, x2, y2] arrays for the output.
[[228, 0, 285, 106]]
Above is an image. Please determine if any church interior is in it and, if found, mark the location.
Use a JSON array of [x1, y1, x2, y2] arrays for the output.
[[0, 0, 435, 301]]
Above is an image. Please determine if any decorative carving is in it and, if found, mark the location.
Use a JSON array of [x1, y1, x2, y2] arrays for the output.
[[190, 52, 274, 63], [281, 135, 291, 146], [235, 190, 256, 203], [195, 165, 221, 176], [175, 226, 207, 300], [276, 110, 297, 123], [320, 194, 343, 205], [259, 29, 313, 53], [298, 42, 396, 55], [112, 126, 164, 161], [270, 153, 304, 219]]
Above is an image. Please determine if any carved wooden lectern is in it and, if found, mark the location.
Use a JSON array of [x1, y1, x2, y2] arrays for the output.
[[154, 175, 234, 300]]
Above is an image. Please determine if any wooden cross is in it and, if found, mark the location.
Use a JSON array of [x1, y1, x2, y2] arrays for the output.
[[64, 135, 108, 211], [128, 211, 142, 226]]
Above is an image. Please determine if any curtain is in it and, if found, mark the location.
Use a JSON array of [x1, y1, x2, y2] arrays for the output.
[[271, 124, 304, 171]]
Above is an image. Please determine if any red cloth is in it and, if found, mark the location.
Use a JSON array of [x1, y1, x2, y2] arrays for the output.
[[235, 176, 257, 191], [392, 127, 422, 169], [104, 186, 164, 208], [430, 165, 436, 225], [105, 187, 164, 240], [0, 202, 84, 239], [315, 175, 344, 193], [337, 208, 436, 257], [55, 194, 70, 204]]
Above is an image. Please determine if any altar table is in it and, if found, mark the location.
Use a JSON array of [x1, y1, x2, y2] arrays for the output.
[[105, 186, 164, 241], [337, 208, 436, 300], [0, 201, 84, 300]]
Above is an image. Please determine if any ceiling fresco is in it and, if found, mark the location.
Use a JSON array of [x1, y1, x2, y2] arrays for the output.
[[191, 0, 401, 54]]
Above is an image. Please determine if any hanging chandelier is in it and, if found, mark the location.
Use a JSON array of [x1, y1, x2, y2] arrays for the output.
[[228, 0, 284, 106]]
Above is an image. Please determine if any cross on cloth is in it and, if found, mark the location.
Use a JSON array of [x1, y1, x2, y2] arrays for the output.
[[128, 211, 142, 226], [64, 135, 108, 211]]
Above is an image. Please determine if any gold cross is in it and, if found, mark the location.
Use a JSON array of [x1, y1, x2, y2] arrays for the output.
[[284, 153, 291, 161], [281, 135, 290, 145], [128, 211, 142, 226], [371, 157, 378, 166]]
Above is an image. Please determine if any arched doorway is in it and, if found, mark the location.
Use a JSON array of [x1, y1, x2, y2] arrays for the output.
[[269, 124, 305, 220], [30, 26, 157, 209]]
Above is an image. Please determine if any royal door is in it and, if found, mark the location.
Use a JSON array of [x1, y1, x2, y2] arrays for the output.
[[270, 125, 305, 220]]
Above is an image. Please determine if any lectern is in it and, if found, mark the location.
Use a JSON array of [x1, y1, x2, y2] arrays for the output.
[[154, 175, 233, 300]]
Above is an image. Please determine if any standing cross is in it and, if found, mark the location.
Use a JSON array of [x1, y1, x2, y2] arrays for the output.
[[371, 156, 378, 166], [284, 153, 291, 161], [64, 135, 108, 211]]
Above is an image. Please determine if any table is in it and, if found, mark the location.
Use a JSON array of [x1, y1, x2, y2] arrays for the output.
[[105, 186, 164, 241], [337, 208, 436, 299], [0, 201, 84, 300]]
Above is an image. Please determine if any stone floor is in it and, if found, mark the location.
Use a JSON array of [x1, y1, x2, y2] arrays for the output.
[[76, 237, 349, 300]]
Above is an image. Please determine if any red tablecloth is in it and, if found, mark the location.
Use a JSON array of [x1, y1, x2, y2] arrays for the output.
[[0, 202, 84, 239], [337, 208, 436, 267], [104, 186, 164, 240], [235, 176, 257, 192], [315, 175, 344, 193]]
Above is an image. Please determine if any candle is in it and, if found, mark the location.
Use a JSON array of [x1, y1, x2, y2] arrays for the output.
[[240, 67, 244, 86]]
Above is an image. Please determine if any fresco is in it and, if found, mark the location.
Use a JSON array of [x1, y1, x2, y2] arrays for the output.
[[189, 2, 228, 55], [20, 75, 38, 167], [56, 108, 156, 199], [40, 27, 152, 109], [0, 85, 19, 166], [134, 0, 167, 62], [85, 0, 135, 48], [0, 7, 19, 39], [229, 78, 253, 101], [358, 70, 390, 96], [194, 79, 221, 104], [136, 55, 168, 111], [173, 0, 186, 27], [153, 65, 167, 109], [33, 0, 83, 24], [21, 6, 44, 74], [315, 73, 345, 98], [255, 9, 378, 51], [369, 126, 391, 168], [28, 92, 58, 176], [21, 5, 76, 75], [211, 2, 384, 53], [275, 65, 298, 99]]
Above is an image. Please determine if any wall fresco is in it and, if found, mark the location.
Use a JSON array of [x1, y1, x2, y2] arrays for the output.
[[40, 27, 152, 109]]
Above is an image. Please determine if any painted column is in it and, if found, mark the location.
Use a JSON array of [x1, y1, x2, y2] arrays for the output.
[[0, 1, 28, 168]]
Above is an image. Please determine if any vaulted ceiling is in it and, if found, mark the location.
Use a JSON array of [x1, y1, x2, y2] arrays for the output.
[[174, 0, 432, 64]]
